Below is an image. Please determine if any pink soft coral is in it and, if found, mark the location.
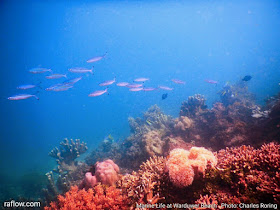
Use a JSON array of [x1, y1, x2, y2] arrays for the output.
[[80, 159, 119, 189], [166, 147, 216, 188]]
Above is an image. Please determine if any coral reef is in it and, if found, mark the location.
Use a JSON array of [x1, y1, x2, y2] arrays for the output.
[[218, 81, 255, 107], [175, 94, 258, 150], [42, 139, 89, 205], [142, 130, 164, 157], [180, 94, 208, 117], [174, 116, 193, 132], [41, 85, 280, 208], [44, 143, 280, 208], [166, 147, 217, 188], [45, 185, 129, 210], [117, 156, 166, 207], [80, 159, 120, 189], [212, 142, 280, 205], [128, 105, 174, 134], [118, 105, 174, 169], [254, 94, 280, 143], [49, 138, 88, 173], [85, 136, 122, 167]]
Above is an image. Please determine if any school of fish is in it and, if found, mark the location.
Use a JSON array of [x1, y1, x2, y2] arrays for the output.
[[8, 52, 222, 101]]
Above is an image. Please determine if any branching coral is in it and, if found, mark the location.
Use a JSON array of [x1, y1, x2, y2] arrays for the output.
[[195, 194, 220, 210], [43, 139, 89, 205], [49, 138, 88, 166], [166, 147, 217, 188], [80, 159, 120, 189], [215, 143, 280, 204], [117, 156, 166, 207], [45, 185, 129, 210]]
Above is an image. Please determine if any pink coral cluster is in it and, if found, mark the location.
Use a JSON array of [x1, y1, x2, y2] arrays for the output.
[[80, 159, 119, 189], [166, 147, 217, 188]]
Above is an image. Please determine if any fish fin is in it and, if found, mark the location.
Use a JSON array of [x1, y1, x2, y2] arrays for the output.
[[37, 81, 43, 89]]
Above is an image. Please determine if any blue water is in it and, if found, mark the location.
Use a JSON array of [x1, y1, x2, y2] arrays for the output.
[[0, 0, 280, 196]]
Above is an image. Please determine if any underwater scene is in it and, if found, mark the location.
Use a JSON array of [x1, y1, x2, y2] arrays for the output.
[[1, 0, 280, 209]]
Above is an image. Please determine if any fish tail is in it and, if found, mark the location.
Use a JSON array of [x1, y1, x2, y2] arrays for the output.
[[90, 69, 94, 75], [33, 95, 39, 100]]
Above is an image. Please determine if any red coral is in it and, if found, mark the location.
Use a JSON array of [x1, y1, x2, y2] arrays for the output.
[[217, 143, 280, 204], [45, 185, 129, 210], [80, 159, 120, 189]]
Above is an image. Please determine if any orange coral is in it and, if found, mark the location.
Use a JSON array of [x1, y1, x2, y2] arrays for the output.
[[45, 185, 129, 210], [188, 147, 217, 174], [166, 147, 216, 188]]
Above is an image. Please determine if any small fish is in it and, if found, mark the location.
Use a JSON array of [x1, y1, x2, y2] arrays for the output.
[[87, 52, 107, 63], [68, 67, 94, 74], [146, 120, 152, 125], [88, 88, 108, 97], [52, 84, 73, 92], [162, 93, 168, 100], [117, 82, 129, 87], [242, 75, 252, 81], [46, 83, 72, 91], [143, 87, 157, 91], [99, 78, 116, 86], [221, 90, 227, 96], [171, 79, 185, 84], [29, 68, 52, 74], [252, 113, 262, 118], [129, 87, 143, 92], [63, 77, 82, 85], [107, 134, 114, 141], [17, 84, 36, 90], [205, 79, 218, 84], [103, 134, 114, 143], [134, 78, 149, 82], [46, 74, 67, 79], [46, 84, 61, 91], [158, 86, 173, 91], [8, 94, 39, 100], [126, 83, 143, 88]]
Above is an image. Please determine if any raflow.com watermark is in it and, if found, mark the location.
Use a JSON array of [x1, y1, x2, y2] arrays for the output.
[[3, 200, 41, 208]]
